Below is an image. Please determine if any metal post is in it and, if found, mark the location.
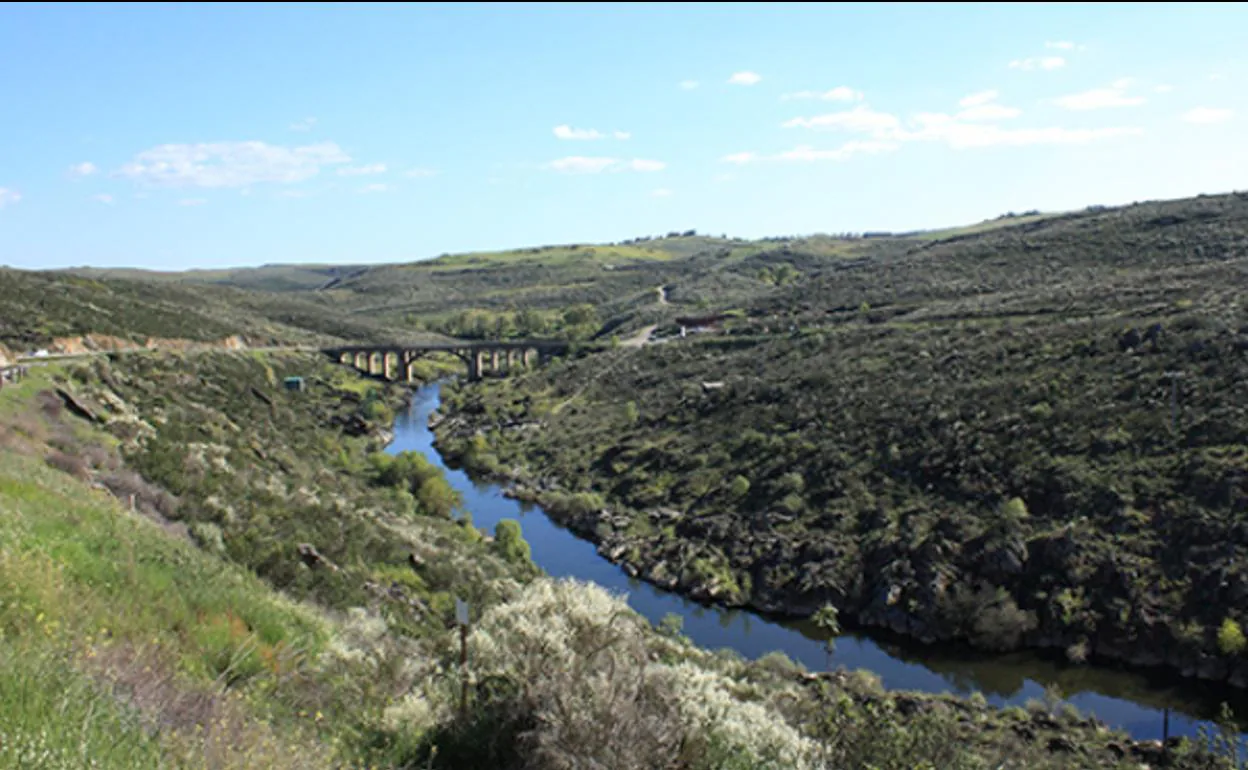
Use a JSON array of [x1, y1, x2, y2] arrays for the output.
[[456, 597, 470, 718], [459, 623, 469, 718], [1163, 707, 1170, 758]]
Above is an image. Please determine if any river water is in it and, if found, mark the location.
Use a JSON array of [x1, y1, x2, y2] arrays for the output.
[[387, 381, 1248, 741]]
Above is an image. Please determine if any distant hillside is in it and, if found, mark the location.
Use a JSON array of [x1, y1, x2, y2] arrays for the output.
[[433, 190, 1248, 686], [65, 263, 373, 293], [0, 268, 411, 350]]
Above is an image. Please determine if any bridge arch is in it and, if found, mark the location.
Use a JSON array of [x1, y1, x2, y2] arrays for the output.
[[327, 340, 570, 382]]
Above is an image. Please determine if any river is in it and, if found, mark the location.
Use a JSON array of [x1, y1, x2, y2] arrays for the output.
[[387, 381, 1248, 741]]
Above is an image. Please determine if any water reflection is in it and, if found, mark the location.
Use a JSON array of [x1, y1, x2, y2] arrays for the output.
[[387, 382, 1248, 740]]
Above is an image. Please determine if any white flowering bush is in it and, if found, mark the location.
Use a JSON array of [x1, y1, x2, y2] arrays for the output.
[[456, 578, 815, 770], [657, 661, 817, 770]]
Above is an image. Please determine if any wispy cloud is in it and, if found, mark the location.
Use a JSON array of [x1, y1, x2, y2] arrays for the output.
[[0, 188, 21, 208], [68, 161, 98, 178], [724, 141, 899, 165], [783, 105, 902, 133], [358, 183, 392, 193], [178, 198, 207, 206], [1182, 107, 1233, 124], [679, 80, 699, 90], [1045, 41, 1076, 50], [289, 117, 317, 132], [781, 86, 863, 102], [650, 188, 673, 198], [117, 141, 350, 188], [1054, 82, 1145, 110], [959, 90, 999, 108], [1154, 84, 1175, 94], [404, 167, 438, 178], [957, 104, 1022, 121], [547, 156, 665, 174], [553, 125, 631, 141], [781, 103, 1141, 150], [1009, 56, 1066, 71], [728, 71, 762, 86], [952, 91, 1021, 121], [337, 163, 387, 176], [92, 193, 115, 205]]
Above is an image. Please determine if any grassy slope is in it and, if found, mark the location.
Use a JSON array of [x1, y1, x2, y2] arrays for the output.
[[0, 268, 415, 351], [432, 192, 1248, 685]]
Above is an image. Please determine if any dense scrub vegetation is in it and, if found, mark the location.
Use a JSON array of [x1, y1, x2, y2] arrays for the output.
[[435, 192, 1248, 689], [0, 268, 415, 350], [3, 352, 1197, 767]]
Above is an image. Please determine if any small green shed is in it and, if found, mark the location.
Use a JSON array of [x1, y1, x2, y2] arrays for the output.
[[283, 376, 306, 392]]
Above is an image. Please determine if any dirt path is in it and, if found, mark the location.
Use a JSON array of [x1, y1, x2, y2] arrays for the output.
[[620, 324, 657, 348]]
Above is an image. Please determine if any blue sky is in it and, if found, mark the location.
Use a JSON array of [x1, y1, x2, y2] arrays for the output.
[[1, 2, 1246, 270]]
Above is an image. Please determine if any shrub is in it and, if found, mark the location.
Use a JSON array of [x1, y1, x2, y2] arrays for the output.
[[45, 450, 91, 482], [1218, 618, 1246, 656], [493, 519, 532, 567]]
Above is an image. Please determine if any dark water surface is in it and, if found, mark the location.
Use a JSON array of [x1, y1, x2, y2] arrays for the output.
[[388, 382, 1248, 741]]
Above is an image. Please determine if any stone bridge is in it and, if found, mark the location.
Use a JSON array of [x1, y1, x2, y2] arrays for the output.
[[324, 340, 572, 382]]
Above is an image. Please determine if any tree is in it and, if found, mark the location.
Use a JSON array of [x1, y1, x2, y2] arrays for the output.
[[812, 604, 841, 667], [494, 519, 533, 567]]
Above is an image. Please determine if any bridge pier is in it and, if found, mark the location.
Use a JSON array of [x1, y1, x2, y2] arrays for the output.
[[329, 340, 567, 383]]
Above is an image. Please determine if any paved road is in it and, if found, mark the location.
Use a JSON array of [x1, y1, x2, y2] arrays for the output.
[[15, 344, 319, 364]]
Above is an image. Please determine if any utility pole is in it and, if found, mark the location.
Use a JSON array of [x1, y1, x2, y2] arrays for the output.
[[456, 598, 470, 719]]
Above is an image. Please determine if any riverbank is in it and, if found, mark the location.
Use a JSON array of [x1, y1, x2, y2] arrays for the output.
[[421, 379, 1248, 740]]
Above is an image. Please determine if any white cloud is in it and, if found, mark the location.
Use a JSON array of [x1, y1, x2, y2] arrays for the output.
[[957, 103, 1022, 121], [1045, 41, 1076, 50], [781, 86, 863, 102], [650, 188, 673, 198], [679, 80, 699, 90], [289, 117, 317, 132], [276, 189, 312, 199], [1054, 84, 1145, 110], [783, 105, 902, 133], [337, 163, 387, 176], [553, 125, 631, 141], [69, 161, 98, 177], [781, 103, 1141, 150], [1009, 56, 1066, 71], [1154, 84, 1175, 94], [549, 156, 618, 174], [721, 141, 897, 165], [959, 90, 999, 107], [358, 183, 392, 193], [547, 156, 665, 174], [728, 71, 762, 86], [405, 167, 437, 178], [712, 173, 735, 183], [628, 158, 665, 172], [118, 141, 350, 188], [92, 193, 115, 205], [0, 188, 21, 208], [554, 125, 604, 140], [908, 118, 1141, 149], [1182, 107, 1233, 124], [773, 141, 899, 162], [178, 198, 207, 206]]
